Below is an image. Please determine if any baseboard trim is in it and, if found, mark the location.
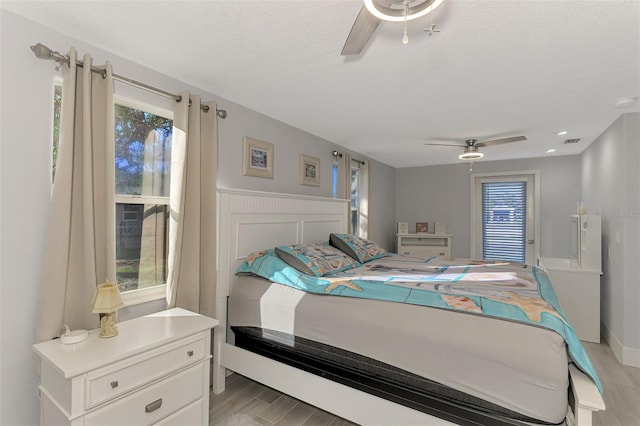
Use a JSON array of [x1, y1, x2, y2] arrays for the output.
[[601, 322, 640, 368]]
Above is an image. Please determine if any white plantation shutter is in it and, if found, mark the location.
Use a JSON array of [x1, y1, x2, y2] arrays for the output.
[[481, 181, 527, 263]]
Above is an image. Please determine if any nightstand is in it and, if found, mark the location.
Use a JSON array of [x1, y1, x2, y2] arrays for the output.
[[34, 308, 218, 425]]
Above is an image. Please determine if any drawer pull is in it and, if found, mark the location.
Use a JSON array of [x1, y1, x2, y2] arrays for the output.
[[110, 381, 118, 389], [145, 398, 163, 413], [187, 350, 194, 357]]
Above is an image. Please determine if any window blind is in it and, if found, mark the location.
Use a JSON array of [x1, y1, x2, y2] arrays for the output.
[[481, 181, 526, 263]]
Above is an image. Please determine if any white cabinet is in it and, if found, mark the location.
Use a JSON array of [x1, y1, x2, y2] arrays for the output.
[[397, 234, 452, 258], [541, 258, 601, 343], [34, 308, 218, 425], [540, 215, 602, 343]]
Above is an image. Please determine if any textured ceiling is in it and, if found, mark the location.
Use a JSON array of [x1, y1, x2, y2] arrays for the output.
[[3, 0, 640, 168]]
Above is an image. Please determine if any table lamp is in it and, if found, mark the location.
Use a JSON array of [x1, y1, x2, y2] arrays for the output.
[[91, 282, 125, 338]]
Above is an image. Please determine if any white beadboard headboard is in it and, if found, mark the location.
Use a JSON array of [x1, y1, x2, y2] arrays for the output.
[[213, 188, 349, 375], [216, 188, 349, 305]]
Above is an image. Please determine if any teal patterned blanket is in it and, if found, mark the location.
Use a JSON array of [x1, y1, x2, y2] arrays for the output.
[[238, 253, 602, 393]]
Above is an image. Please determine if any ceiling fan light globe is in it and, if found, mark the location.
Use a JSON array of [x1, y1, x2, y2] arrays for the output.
[[364, 0, 445, 22], [459, 152, 484, 160]]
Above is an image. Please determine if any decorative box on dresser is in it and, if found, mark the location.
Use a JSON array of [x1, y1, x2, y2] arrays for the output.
[[34, 308, 218, 425], [396, 233, 453, 258]]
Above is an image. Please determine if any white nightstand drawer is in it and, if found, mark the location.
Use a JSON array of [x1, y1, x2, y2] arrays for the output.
[[85, 363, 204, 425], [87, 335, 205, 408], [401, 247, 449, 258], [154, 399, 204, 426]]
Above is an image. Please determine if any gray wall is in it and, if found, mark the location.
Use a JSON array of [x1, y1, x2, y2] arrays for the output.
[[581, 113, 640, 357], [395, 156, 583, 258], [215, 100, 398, 249], [369, 161, 397, 251], [0, 11, 396, 425]]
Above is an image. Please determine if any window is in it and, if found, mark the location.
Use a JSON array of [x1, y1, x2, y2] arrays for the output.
[[114, 101, 173, 293], [51, 91, 173, 295]]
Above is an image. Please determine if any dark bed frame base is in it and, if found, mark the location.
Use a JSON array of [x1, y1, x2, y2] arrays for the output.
[[232, 328, 561, 426]]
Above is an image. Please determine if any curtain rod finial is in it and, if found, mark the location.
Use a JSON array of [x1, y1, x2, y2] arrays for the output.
[[332, 150, 343, 159], [31, 43, 52, 60], [31, 43, 68, 64]]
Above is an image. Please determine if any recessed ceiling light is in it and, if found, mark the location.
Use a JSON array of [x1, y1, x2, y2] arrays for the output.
[[556, 131, 568, 136], [546, 149, 557, 154], [615, 98, 637, 109]]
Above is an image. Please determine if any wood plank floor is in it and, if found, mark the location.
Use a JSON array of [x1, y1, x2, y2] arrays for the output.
[[583, 341, 640, 426], [210, 341, 639, 425], [209, 372, 356, 426]]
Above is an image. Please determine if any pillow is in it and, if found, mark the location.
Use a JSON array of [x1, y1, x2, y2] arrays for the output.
[[236, 249, 288, 277], [275, 242, 361, 277], [329, 233, 389, 263]]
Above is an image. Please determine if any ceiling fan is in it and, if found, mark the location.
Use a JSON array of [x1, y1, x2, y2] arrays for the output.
[[341, 0, 445, 55], [424, 136, 527, 160]]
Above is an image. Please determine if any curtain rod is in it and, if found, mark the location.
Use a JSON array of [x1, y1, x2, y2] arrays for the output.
[[332, 150, 365, 165], [30, 43, 227, 119]]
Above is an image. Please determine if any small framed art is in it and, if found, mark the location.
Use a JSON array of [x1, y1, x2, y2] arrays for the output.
[[416, 222, 429, 234], [243, 136, 274, 179], [397, 222, 409, 234], [434, 222, 447, 235], [300, 154, 320, 186]]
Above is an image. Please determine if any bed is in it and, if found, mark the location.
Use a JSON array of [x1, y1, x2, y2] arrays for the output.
[[212, 188, 605, 426]]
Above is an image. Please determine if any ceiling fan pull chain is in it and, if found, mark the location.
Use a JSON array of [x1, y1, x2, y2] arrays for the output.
[[402, 2, 409, 44]]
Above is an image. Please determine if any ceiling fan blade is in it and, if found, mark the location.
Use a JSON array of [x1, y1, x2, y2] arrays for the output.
[[476, 136, 527, 148], [341, 5, 381, 56], [424, 143, 464, 147]]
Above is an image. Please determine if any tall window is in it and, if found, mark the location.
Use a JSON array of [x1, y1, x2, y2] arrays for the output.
[[51, 91, 173, 293], [114, 101, 173, 292]]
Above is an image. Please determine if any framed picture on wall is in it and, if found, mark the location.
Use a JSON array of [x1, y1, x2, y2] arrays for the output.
[[300, 154, 320, 186], [243, 136, 274, 179], [416, 222, 429, 234]]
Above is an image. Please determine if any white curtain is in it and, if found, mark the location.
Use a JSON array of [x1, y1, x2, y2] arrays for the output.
[[336, 152, 352, 233], [138, 129, 170, 288], [358, 160, 370, 239], [35, 49, 115, 342], [166, 92, 217, 317]]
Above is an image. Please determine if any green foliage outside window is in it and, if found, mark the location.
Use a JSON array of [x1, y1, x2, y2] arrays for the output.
[[52, 85, 62, 183], [114, 105, 172, 195]]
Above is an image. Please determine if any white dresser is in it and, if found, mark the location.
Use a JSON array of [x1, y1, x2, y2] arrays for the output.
[[396, 234, 453, 258], [34, 308, 218, 425]]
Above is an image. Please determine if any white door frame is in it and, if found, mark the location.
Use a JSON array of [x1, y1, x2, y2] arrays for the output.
[[470, 170, 541, 263]]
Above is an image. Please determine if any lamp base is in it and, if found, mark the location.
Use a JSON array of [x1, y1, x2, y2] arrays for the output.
[[99, 312, 119, 338]]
